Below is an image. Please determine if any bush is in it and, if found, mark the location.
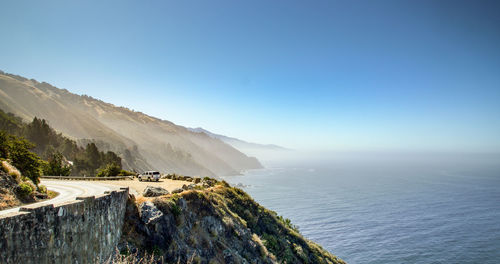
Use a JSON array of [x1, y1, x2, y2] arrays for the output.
[[170, 202, 182, 217], [38, 185, 47, 194], [278, 215, 300, 232], [16, 182, 34, 197], [0, 131, 8, 159], [118, 169, 136, 176], [219, 180, 231, 188], [96, 162, 121, 177]]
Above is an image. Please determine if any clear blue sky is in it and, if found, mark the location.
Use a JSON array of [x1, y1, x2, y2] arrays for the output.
[[1, 0, 499, 152]]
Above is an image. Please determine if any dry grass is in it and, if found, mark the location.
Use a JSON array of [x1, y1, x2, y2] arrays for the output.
[[1, 160, 21, 182], [102, 248, 162, 264], [135, 195, 153, 205], [0, 193, 21, 210], [47, 190, 59, 199]]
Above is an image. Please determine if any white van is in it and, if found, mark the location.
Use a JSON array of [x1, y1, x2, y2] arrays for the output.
[[139, 171, 161, 182]]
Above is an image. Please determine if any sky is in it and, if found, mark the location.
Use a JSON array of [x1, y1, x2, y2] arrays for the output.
[[1, 0, 499, 152]]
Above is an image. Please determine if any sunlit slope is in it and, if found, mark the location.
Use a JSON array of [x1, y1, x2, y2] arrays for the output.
[[0, 72, 262, 176]]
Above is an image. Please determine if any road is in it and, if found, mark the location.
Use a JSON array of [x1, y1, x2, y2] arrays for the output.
[[0, 180, 121, 216]]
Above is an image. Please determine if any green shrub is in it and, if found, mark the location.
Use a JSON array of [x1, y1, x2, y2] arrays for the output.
[[278, 215, 300, 232], [171, 203, 181, 217], [118, 169, 136, 176], [38, 184, 47, 194], [16, 182, 34, 197], [0, 131, 8, 159], [96, 162, 121, 177], [219, 180, 231, 188], [261, 233, 279, 253]]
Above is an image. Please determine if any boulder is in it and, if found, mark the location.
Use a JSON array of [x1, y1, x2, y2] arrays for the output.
[[181, 184, 197, 190], [139, 201, 164, 225], [143, 186, 169, 197], [171, 188, 183, 194], [202, 177, 218, 187], [33, 191, 48, 200]]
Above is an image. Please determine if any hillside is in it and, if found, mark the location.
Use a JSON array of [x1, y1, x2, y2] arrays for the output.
[[0, 71, 262, 176], [120, 180, 345, 264]]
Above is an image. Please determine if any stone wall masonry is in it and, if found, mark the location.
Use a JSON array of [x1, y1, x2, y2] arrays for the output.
[[0, 187, 129, 264]]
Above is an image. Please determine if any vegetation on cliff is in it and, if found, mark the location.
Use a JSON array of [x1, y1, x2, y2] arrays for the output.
[[0, 160, 54, 210], [0, 109, 132, 176], [120, 179, 345, 264]]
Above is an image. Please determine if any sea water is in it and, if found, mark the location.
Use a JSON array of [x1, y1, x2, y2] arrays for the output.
[[221, 152, 500, 264]]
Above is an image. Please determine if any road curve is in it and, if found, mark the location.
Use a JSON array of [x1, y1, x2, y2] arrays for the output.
[[0, 180, 121, 216]]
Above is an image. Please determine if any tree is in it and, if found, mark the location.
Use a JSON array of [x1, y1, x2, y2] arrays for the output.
[[85, 143, 100, 171], [0, 131, 8, 159], [43, 151, 71, 176], [24, 117, 51, 154], [7, 135, 42, 184], [103, 151, 121, 167], [96, 162, 121, 177]]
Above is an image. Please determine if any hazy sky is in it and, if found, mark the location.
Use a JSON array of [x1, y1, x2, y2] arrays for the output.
[[1, 0, 499, 152]]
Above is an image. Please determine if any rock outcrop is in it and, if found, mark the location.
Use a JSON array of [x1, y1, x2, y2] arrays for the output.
[[0, 171, 22, 210], [120, 182, 345, 264], [142, 186, 169, 197]]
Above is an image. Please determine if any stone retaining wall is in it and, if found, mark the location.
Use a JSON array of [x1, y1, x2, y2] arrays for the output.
[[0, 188, 129, 263]]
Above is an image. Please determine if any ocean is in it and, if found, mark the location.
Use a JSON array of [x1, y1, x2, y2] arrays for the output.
[[221, 152, 500, 264]]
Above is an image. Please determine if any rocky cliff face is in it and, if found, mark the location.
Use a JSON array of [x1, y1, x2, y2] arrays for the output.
[[120, 182, 345, 264], [0, 170, 22, 210]]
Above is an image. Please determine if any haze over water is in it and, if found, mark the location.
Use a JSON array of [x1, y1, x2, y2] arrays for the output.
[[222, 152, 500, 264]]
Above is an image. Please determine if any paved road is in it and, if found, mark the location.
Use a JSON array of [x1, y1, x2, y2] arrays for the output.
[[0, 180, 120, 216]]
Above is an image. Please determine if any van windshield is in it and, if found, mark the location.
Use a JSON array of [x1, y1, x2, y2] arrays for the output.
[[153, 172, 160, 175]]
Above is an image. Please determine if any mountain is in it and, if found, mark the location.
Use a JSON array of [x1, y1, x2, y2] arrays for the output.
[[188, 127, 290, 155], [189, 127, 291, 162], [0, 71, 262, 176]]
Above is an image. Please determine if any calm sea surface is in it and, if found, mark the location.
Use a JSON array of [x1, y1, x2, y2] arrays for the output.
[[221, 152, 500, 264]]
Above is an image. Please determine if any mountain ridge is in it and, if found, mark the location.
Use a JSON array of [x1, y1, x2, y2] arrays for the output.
[[0, 71, 262, 176]]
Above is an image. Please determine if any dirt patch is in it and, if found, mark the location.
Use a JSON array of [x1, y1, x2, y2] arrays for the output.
[[99, 178, 190, 196]]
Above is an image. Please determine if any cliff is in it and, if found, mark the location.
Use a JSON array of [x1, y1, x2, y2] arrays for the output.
[[119, 181, 345, 264]]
